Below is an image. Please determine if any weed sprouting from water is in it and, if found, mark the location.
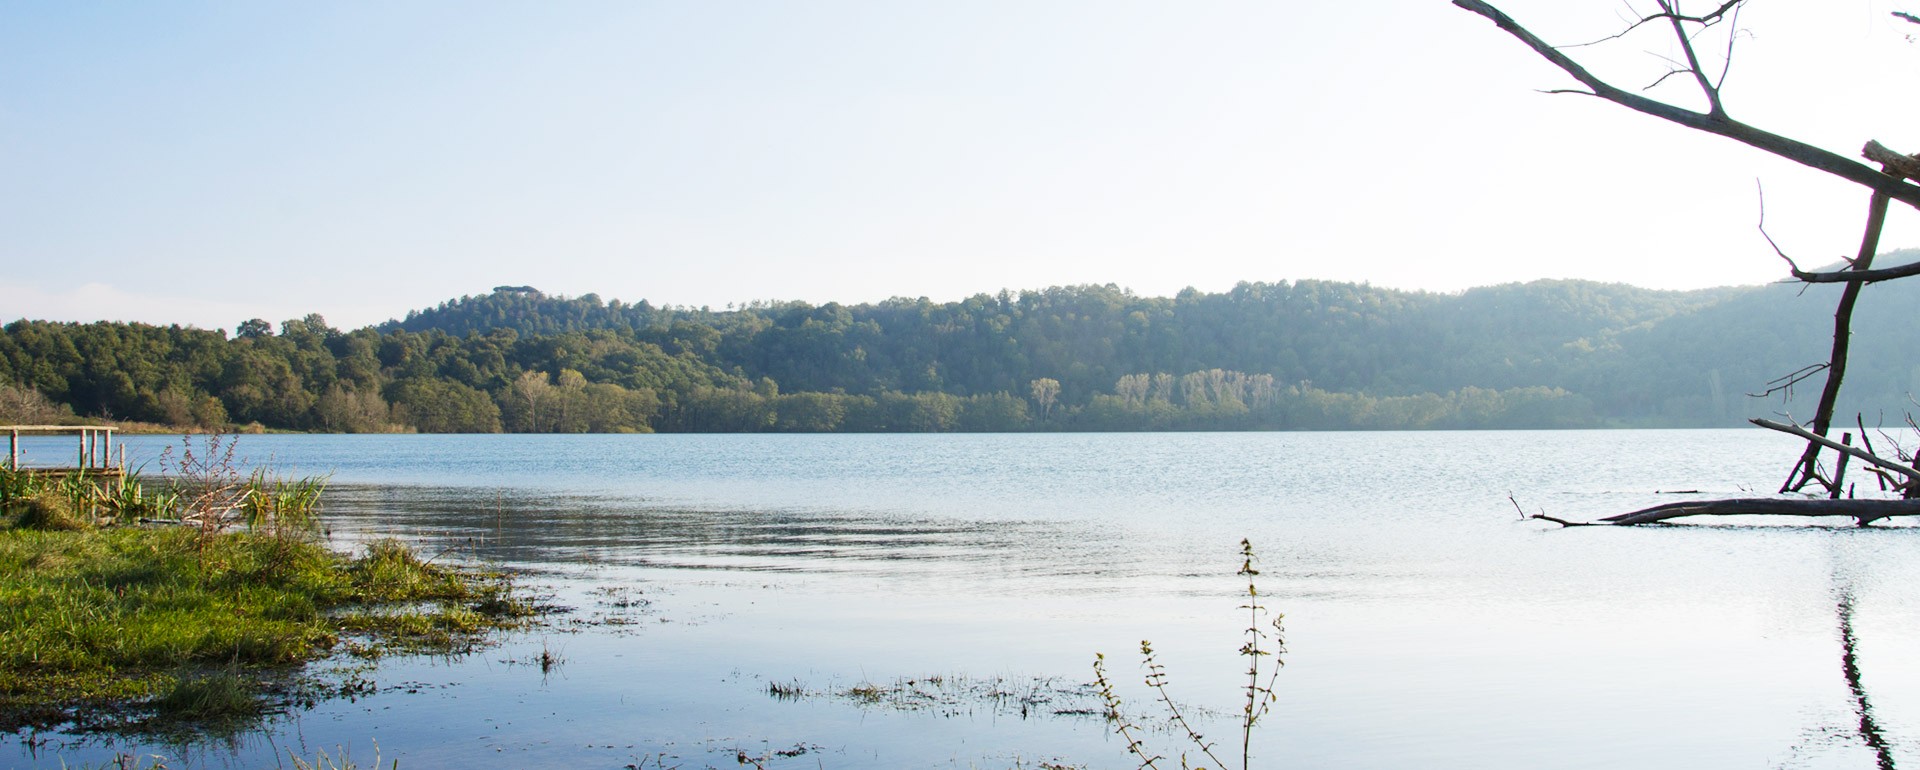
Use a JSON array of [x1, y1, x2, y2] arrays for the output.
[[1094, 538, 1285, 770], [767, 679, 806, 699], [845, 681, 886, 704], [538, 640, 564, 675], [240, 470, 327, 538], [286, 742, 393, 770], [74, 754, 172, 770], [763, 672, 1099, 720]]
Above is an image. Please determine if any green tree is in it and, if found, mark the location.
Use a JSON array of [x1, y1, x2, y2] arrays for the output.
[[387, 378, 500, 433]]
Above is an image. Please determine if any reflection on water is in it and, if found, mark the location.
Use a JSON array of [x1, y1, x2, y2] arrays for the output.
[[1837, 572, 1897, 770], [322, 485, 1148, 590], [7, 430, 1920, 769]]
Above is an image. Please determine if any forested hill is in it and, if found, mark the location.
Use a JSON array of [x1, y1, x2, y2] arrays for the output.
[[4, 272, 1917, 433], [388, 279, 1733, 400]]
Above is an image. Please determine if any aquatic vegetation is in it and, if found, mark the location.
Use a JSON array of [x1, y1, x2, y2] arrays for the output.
[[1095, 539, 1285, 770], [3, 438, 322, 537], [764, 672, 1100, 719], [285, 743, 393, 770], [0, 524, 532, 733], [240, 470, 327, 538], [151, 667, 258, 724]]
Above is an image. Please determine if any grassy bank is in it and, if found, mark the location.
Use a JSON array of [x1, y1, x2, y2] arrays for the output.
[[0, 470, 532, 733]]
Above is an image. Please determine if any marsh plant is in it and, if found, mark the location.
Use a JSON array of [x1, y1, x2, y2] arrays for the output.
[[158, 433, 248, 536], [240, 470, 326, 538], [1095, 539, 1285, 770], [2, 435, 323, 542], [286, 743, 395, 770], [2, 466, 110, 528]]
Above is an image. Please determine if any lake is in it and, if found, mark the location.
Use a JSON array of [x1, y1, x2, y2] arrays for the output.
[[7, 429, 1920, 769]]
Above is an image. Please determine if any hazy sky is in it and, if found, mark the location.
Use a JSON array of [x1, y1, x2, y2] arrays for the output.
[[5, 1, 1919, 331]]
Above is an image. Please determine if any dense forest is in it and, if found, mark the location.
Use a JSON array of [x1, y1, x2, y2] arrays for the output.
[[5, 266, 1918, 433]]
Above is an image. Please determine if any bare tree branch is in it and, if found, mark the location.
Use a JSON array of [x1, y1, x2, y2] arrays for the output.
[[1453, 0, 1920, 210], [1753, 179, 1805, 272], [1748, 363, 1828, 399], [1775, 142, 1920, 285], [1788, 260, 1920, 285], [1571, 0, 1746, 47], [1712, 2, 1745, 92], [1757, 418, 1920, 484], [1780, 182, 1891, 492], [1864, 140, 1920, 180], [1657, 0, 1727, 116], [1644, 67, 1690, 92], [1672, 0, 1745, 25]]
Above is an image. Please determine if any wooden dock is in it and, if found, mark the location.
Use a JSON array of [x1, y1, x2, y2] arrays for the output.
[[5, 425, 126, 478]]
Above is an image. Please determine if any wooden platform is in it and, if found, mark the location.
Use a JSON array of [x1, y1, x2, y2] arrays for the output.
[[5, 424, 126, 476]]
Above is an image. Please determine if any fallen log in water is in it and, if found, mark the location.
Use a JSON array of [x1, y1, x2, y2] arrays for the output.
[[1521, 417, 1920, 527], [1601, 498, 1920, 526]]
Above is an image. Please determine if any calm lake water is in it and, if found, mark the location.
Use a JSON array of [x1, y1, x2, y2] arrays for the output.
[[8, 430, 1920, 769]]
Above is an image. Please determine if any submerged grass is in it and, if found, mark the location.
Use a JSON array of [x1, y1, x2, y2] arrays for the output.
[[0, 524, 533, 732]]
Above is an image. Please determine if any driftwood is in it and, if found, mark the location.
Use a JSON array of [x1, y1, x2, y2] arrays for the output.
[[1524, 418, 1920, 526], [1602, 498, 1920, 526], [1752, 418, 1920, 488]]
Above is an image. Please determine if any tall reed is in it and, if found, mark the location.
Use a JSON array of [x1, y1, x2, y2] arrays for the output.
[[241, 470, 327, 538], [1095, 538, 1286, 770]]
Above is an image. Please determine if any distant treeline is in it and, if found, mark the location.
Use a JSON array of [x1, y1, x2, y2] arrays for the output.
[[5, 268, 1919, 433]]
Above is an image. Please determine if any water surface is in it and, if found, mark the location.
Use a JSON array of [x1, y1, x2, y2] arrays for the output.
[[7, 430, 1918, 769]]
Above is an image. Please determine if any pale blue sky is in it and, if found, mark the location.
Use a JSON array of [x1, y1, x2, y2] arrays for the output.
[[5, 1, 1918, 331]]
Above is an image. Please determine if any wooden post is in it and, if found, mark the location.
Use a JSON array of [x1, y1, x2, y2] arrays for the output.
[[8, 429, 16, 471], [1832, 433, 1854, 500]]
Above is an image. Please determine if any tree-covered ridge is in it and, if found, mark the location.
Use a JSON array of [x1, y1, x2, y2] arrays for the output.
[[390, 278, 1727, 397], [0, 317, 739, 433], [4, 273, 1914, 433]]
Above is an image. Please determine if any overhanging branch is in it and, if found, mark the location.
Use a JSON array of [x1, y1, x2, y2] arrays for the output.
[[1453, 0, 1920, 210], [1788, 261, 1920, 285]]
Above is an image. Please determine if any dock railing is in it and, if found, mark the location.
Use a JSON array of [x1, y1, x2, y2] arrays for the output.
[[4, 425, 125, 476]]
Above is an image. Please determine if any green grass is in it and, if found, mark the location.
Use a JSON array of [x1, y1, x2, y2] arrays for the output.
[[0, 525, 532, 731]]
